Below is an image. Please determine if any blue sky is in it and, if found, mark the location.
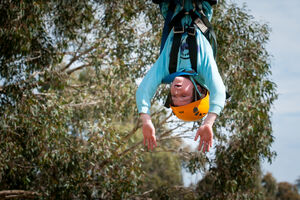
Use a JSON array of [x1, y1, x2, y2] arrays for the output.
[[234, 0, 300, 184]]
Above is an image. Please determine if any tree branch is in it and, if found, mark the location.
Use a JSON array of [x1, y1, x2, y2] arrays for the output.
[[129, 189, 154, 199], [66, 63, 93, 75], [123, 119, 141, 140], [0, 190, 40, 199], [159, 122, 184, 138], [158, 135, 192, 142], [98, 141, 144, 170], [61, 43, 99, 72], [66, 100, 102, 108], [97, 132, 191, 170], [24, 54, 41, 62], [118, 141, 143, 157], [97, 113, 184, 170]]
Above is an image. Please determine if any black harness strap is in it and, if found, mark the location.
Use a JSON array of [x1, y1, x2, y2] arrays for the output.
[[169, 28, 183, 74], [168, 9, 186, 35], [168, 9, 185, 74], [186, 27, 198, 73], [167, 1, 218, 62], [192, 0, 218, 57], [168, 23, 198, 74]]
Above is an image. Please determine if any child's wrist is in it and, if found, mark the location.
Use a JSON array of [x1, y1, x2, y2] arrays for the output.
[[139, 113, 151, 123], [203, 112, 217, 126]]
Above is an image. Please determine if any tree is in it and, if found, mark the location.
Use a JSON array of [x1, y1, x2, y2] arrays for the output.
[[276, 182, 300, 200], [0, 0, 279, 199], [260, 173, 300, 200], [296, 176, 300, 191], [262, 172, 278, 200], [0, 0, 159, 199], [141, 145, 183, 190]]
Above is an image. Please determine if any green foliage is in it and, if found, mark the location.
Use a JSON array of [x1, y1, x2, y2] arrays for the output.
[[0, 77, 144, 199], [0, 0, 160, 199], [262, 172, 278, 199], [276, 182, 300, 200], [142, 151, 182, 189], [296, 176, 300, 191], [143, 185, 198, 200], [0, 0, 282, 199], [261, 173, 300, 200]]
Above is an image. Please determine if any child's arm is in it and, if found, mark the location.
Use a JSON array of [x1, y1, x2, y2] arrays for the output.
[[136, 32, 172, 114], [136, 33, 172, 150], [136, 56, 169, 115]]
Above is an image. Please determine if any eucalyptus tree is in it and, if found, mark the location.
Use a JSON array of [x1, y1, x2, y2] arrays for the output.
[[0, 0, 277, 199], [0, 0, 162, 199]]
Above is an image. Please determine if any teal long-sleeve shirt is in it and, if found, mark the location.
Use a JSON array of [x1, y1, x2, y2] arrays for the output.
[[136, 0, 225, 116]]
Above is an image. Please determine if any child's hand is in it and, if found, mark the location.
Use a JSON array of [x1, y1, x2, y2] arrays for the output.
[[140, 114, 157, 150], [194, 113, 217, 152], [194, 124, 213, 152]]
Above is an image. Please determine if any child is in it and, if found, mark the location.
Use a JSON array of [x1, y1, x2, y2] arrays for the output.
[[136, 0, 225, 152]]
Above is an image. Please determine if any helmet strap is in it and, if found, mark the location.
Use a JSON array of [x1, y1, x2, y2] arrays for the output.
[[189, 76, 202, 99]]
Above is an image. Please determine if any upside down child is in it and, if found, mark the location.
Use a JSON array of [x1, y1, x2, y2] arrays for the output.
[[136, 0, 225, 152]]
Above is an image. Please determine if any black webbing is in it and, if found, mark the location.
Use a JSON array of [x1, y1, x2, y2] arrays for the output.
[[187, 31, 198, 73], [190, 5, 217, 58], [167, 9, 186, 35], [168, 21, 183, 74], [169, 25, 199, 74], [168, 1, 218, 74]]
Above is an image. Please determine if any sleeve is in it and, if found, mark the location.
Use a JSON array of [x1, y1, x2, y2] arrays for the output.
[[202, 1, 213, 22], [196, 29, 225, 115], [136, 34, 173, 114]]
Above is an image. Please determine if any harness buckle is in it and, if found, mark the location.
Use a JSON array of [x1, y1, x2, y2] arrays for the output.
[[187, 27, 196, 36], [173, 26, 184, 34], [194, 18, 208, 34]]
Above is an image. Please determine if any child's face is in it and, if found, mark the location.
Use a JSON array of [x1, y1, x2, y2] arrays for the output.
[[170, 76, 194, 106]]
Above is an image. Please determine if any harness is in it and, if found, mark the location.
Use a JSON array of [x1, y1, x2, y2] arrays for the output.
[[158, 0, 229, 109], [166, 0, 217, 75]]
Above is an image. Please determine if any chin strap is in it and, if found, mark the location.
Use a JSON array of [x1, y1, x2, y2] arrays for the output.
[[189, 76, 202, 99]]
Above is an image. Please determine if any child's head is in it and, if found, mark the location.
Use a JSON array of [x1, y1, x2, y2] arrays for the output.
[[169, 76, 209, 121], [170, 76, 198, 106]]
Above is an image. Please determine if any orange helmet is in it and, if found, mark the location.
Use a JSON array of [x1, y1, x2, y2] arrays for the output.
[[163, 71, 210, 122], [170, 92, 209, 121]]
